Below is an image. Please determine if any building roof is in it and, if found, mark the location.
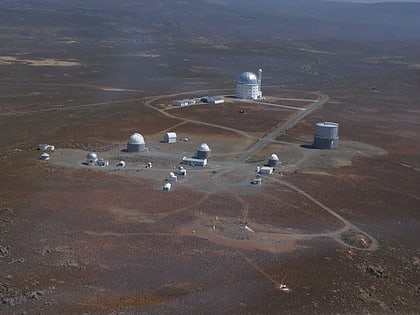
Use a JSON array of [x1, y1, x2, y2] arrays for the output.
[[269, 154, 279, 161], [128, 133, 145, 145], [87, 152, 98, 160], [237, 72, 258, 85], [198, 143, 210, 152], [316, 122, 339, 128]]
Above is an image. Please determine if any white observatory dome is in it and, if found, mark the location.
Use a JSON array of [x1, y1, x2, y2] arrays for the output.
[[128, 133, 145, 145], [196, 143, 211, 159], [236, 69, 263, 100], [127, 133, 146, 152], [268, 153, 280, 167], [87, 152, 98, 160], [198, 143, 210, 152], [237, 72, 258, 84]]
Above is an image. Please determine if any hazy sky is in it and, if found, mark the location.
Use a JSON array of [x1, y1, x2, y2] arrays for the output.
[[333, 0, 420, 2]]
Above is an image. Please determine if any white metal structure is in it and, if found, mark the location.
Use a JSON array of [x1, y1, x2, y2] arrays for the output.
[[178, 166, 187, 176], [38, 144, 55, 151], [163, 183, 171, 191], [182, 157, 207, 167], [164, 132, 177, 143], [236, 70, 263, 100], [313, 122, 339, 149], [167, 172, 178, 182], [97, 158, 109, 167], [39, 153, 50, 161], [127, 133, 146, 152], [116, 161, 126, 167], [259, 166, 273, 175]]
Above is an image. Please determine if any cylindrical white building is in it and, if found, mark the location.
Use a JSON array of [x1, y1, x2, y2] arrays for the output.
[[236, 71, 263, 100], [127, 133, 146, 152], [196, 143, 211, 159], [313, 122, 339, 149]]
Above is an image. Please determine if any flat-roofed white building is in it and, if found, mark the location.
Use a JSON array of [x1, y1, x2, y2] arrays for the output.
[[201, 96, 225, 104], [259, 166, 273, 175], [182, 157, 207, 167]]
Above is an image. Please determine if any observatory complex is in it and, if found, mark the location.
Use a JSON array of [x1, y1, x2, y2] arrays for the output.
[[236, 69, 263, 100], [313, 122, 339, 149]]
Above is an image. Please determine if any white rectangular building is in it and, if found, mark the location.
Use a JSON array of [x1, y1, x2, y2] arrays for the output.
[[259, 166, 273, 175], [201, 96, 225, 104], [182, 157, 207, 167]]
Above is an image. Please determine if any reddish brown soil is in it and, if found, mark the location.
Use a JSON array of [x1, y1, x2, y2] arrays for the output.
[[1, 2, 419, 313], [243, 184, 343, 233], [170, 102, 294, 133]]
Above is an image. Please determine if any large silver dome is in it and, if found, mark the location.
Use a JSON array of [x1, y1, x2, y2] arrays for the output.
[[237, 72, 258, 85], [128, 133, 145, 145]]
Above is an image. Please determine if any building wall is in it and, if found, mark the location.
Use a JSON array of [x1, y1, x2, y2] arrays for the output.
[[127, 143, 146, 152], [313, 136, 339, 149], [182, 157, 207, 167], [196, 150, 210, 159], [236, 83, 262, 99]]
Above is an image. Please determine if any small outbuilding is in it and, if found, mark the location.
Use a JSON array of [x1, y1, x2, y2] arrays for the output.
[[38, 144, 55, 151], [116, 161, 126, 167], [178, 166, 187, 176], [39, 153, 50, 161], [167, 172, 178, 182], [164, 132, 177, 143], [97, 158, 109, 167], [163, 183, 172, 191], [173, 99, 195, 106]]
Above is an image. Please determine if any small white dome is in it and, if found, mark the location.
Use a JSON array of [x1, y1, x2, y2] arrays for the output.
[[87, 152, 98, 160], [198, 143, 210, 152], [128, 133, 145, 145], [237, 72, 258, 84], [269, 154, 279, 161], [169, 172, 175, 176]]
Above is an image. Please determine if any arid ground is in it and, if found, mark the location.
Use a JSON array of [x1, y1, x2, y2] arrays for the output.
[[0, 1, 419, 314]]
